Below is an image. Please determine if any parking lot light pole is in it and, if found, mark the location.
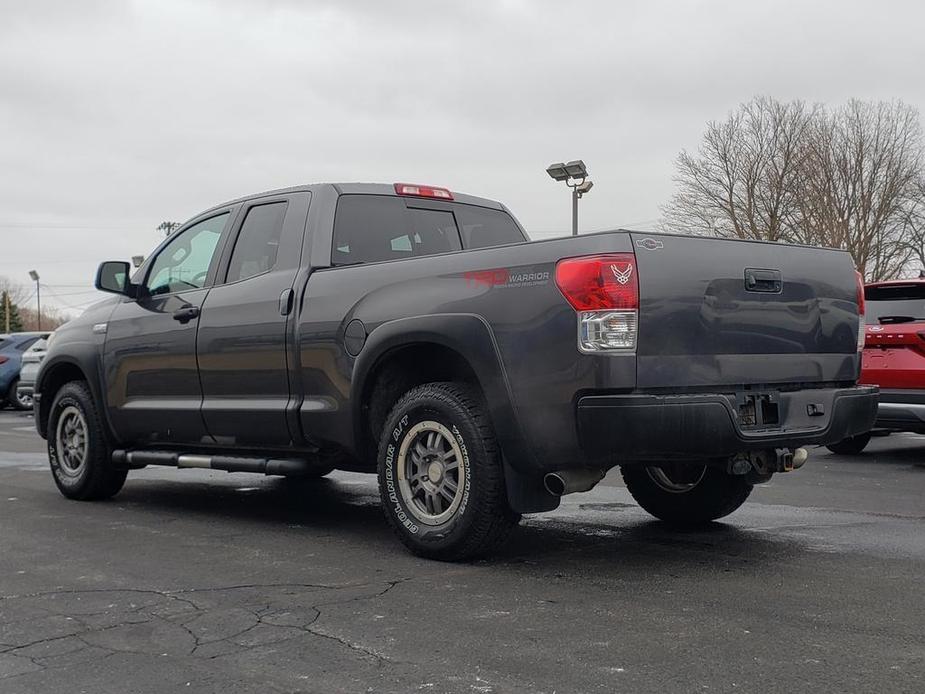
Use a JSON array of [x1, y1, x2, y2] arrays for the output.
[[546, 160, 592, 236], [28, 269, 40, 331]]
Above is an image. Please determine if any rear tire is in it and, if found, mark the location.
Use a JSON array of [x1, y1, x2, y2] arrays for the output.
[[621, 464, 752, 525], [377, 382, 520, 561], [48, 381, 127, 501], [825, 433, 871, 455]]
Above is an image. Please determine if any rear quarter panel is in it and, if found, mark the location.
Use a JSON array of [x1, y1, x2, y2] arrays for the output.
[[296, 231, 636, 469]]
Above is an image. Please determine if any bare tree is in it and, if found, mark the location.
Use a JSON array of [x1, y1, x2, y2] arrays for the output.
[[896, 174, 925, 276], [798, 100, 922, 279], [661, 97, 816, 242], [18, 306, 69, 331], [0, 276, 30, 306], [662, 97, 925, 279]]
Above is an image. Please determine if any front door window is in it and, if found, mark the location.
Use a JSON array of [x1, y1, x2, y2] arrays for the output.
[[146, 213, 229, 296]]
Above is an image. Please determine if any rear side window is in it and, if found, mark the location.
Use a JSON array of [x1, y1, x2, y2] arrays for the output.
[[332, 196, 462, 265], [226, 202, 288, 283], [454, 205, 525, 249], [15, 337, 39, 352], [865, 283, 925, 324]]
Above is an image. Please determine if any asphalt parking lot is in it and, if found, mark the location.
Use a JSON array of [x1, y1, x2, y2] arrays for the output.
[[0, 409, 922, 694]]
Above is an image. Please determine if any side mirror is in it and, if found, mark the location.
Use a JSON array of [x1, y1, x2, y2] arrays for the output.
[[95, 261, 134, 296]]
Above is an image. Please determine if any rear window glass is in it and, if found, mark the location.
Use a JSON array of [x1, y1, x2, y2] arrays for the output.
[[865, 284, 925, 324], [332, 196, 461, 265], [332, 195, 523, 266], [454, 204, 524, 249]]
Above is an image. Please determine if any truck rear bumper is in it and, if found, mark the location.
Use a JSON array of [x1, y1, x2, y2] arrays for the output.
[[874, 389, 925, 432], [577, 385, 878, 461]]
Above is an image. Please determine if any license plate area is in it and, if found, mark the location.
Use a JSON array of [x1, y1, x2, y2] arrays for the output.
[[736, 391, 780, 429]]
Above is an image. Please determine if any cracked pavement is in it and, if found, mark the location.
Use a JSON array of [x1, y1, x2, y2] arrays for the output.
[[0, 410, 923, 693]]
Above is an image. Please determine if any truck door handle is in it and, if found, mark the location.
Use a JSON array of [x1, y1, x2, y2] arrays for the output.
[[172, 305, 200, 323], [744, 268, 782, 293], [279, 288, 294, 316]]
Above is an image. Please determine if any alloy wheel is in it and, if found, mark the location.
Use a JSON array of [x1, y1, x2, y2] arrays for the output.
[[397, 420, 467, 525]]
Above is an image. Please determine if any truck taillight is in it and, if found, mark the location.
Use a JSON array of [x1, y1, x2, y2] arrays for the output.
[[0, 356, 7, 365], [856, 271, 866, 352], [556, 254, 638, 352]]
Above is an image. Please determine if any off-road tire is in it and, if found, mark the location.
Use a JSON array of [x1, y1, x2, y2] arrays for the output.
[[621, 464, 752, 525], [48, 381, 127, 500], [377, 382, 520, 561], [826, 433, 871, 455]]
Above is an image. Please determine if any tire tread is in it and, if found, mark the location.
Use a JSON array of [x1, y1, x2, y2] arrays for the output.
[[621, 465, 752, 525], [49, 381, 127, 501], [378, 382, 519, 561]]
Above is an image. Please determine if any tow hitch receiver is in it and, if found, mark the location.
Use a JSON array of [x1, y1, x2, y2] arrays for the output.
[[778, 447, 795, 472], [728, 447, 809, 483]]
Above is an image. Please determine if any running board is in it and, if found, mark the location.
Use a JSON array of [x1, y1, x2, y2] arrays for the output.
[[112, 449, 318, 476]]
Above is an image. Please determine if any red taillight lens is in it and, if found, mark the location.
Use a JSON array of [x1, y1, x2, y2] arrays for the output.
[[855, 271, 865, 318], [393, 183, 454, 200], [556, 254, 639, 352], [856, 270, 866, 352], [0, 356, 7, 365], [555, 254, 638, 310]]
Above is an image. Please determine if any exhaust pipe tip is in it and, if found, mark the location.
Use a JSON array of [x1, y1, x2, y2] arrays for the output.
[[543, 468, 606, 497], [543, 473, 567, 497]]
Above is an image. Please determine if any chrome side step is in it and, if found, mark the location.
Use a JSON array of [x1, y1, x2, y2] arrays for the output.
[[112, 449, 320, 476]]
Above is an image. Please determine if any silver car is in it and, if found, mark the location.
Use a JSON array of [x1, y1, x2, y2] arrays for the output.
[[15, 336, 49, 409]]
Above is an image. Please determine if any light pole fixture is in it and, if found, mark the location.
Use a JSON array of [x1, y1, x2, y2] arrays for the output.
[[28, 269, 41, 331], [546, 159, 592, 235]]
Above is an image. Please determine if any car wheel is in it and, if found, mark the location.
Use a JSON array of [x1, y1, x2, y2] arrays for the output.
[[377, 382, 520, 561], [8, 378, 30, 411], [14, 382, 34, 410], [825, 433, 871, 455], [621, 464, 752, 525], [48, 381, 128, 501]]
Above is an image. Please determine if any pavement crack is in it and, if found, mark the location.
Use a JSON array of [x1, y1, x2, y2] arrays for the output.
[[299, 577, 411, 668], [0, 578, 415, 670]]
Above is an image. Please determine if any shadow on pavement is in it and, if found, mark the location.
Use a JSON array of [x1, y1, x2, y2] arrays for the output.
[[107, 474, 803, 574]]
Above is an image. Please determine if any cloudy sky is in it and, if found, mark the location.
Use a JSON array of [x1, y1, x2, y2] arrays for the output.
[[2, 0, 924, 314]]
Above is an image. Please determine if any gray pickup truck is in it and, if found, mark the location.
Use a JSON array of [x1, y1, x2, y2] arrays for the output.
[[34, 182, 877, 559]]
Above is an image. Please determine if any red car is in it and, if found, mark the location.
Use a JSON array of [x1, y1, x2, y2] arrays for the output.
[[829, 278, 925, 454]]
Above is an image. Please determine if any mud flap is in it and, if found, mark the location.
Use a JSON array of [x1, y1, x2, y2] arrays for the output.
[[503, 458, 560, 514]]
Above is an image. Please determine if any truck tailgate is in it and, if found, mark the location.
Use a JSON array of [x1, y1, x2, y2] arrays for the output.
[[630, 233, 860, 389]]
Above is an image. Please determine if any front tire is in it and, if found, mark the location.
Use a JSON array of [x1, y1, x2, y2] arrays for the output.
[[826, 433, 871, 455], [621, 464, 752, 525], [48, 381, 127, 500], [377, 382, 520, 561]]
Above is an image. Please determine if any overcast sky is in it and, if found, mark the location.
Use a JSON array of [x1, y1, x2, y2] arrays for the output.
[[2, 0, 925, 314]]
